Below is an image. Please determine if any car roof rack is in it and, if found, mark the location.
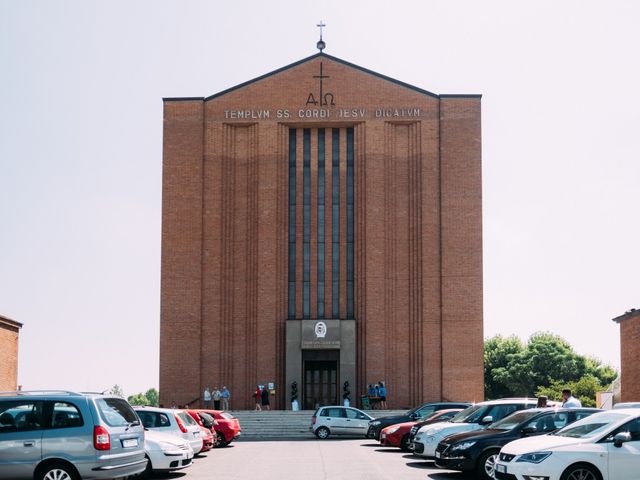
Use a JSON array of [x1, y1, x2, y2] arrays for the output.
[[0, 390, 82, 396]]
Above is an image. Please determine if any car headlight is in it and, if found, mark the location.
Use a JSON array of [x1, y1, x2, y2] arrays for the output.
[[386, 426, 400, 434], [371, 421, 381, 426], [450, 441, 476, 452], [516, 451, 552, 464]]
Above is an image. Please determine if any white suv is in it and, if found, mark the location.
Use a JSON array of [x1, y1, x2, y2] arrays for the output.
[[412, 398, 537, 459], [134, 406, 203, 454]]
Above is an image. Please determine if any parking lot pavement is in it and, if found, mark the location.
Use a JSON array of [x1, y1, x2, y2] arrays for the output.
[[147, 439, 476, 480]]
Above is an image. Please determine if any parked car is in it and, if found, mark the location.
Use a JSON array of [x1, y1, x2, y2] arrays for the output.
[[134, 406, 203, 454], [0, 390, 147, 480], [143, 428, 193, 475], [435, 407, 600, 480], [184, 410, 217, 450], [198, 409, 242, 446], [412, 398, 538, 459], [495, 408, 640, 480], [613, 402, 640, 409], [311, 406, 374, 439], [380, 409, 463, 451], [367, 401, 470, 440]]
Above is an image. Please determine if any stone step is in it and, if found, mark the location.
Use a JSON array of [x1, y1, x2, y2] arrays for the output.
[[227, 410, 407, 439]]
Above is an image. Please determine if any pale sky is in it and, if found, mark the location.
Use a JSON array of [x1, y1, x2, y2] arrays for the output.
[[1, 0, 638, 397]]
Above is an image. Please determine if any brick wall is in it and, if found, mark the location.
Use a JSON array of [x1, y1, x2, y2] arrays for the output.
[[0, 316, 22, 391], [160, 53, 484, 408], [615, 310, 640, 402]]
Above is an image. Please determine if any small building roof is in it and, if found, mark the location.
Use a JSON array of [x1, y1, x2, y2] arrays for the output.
[[612, 308, 640, 324], [0, 314, 23, 330]]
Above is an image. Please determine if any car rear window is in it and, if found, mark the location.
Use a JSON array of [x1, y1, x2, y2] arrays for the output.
[[96, 398, 139, 427], [177, 411, 196, 425]]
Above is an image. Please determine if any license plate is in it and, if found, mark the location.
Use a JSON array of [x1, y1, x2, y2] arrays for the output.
[[496, 464, 506, 474], [435, 451, 441, 458], [122, 438, 138, 448]]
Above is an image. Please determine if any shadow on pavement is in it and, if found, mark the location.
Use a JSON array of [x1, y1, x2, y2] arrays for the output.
[[426, 473, 474, 479], [405, 461, 434, 469], [374, 448, 404, 453]]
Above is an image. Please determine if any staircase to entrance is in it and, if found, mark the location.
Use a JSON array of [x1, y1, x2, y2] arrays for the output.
[[230, 410, 407, 440]]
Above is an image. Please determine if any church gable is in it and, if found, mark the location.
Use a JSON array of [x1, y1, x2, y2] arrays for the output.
[[201, 53, 447, 123]]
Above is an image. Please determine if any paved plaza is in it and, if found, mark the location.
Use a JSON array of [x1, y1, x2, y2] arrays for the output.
[[148, 439, 473, 480]]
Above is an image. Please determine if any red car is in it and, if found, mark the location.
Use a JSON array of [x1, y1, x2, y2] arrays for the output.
[[184, 410, 219, 450], [198, 409, 241, 447], [379, 408, 463, 451]]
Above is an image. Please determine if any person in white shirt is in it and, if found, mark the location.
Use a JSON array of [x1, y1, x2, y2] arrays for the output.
[[203, 387, 212, 409], [561, 388, 582, 408]]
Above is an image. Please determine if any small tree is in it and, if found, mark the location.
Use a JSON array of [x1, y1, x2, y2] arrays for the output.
[[145, 388, 159, 407], [127, 393, 149, 406], [109, 385, 124, 398]]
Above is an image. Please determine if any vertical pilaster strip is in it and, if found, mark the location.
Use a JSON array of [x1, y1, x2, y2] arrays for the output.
[[355, 123, 366, 393], [325, 130, 333, 318], [220, 123, 236, 402], [276, 123, 287, 408], [310, 129, 318, 319]]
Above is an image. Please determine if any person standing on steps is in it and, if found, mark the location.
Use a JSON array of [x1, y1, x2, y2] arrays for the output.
[[378, 381, 387, 409], [213, 386, 222, 410], [203, 387, 212, 409], [254, 385, 262, 411], [221, 386, 231, 410], [261, 386, 271, 411]]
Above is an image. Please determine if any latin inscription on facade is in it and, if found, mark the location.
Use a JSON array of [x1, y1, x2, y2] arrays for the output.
[[223, 107, 422, 120]]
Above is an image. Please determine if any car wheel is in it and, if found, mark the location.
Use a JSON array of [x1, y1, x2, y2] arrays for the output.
[[400, 434, 411, 452], [477, 449, 500, 480], [216, 431, 230, 447], [37, 463, 79, 480], [141, 455, 153, 478], [315, 426, 330, 439], [560, 463, 601, 480]]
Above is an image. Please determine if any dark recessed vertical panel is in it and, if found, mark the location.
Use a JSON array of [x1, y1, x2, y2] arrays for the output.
[[303, 129, 311, 319], [288, 129, 297, 319], [317, 129, 326, 319], [331, 128, 340, 318]]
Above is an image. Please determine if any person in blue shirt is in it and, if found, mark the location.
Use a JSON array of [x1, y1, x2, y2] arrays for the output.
[[378, 381, 387, 409]]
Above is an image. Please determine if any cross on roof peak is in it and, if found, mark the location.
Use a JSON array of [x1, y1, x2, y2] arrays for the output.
[[316, 21, 326, 52]]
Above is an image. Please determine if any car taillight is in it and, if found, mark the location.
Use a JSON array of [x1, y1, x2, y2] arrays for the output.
[[93, 425, 110, 450], [312, 416, 316, 425], [175, 414, 188, 433]]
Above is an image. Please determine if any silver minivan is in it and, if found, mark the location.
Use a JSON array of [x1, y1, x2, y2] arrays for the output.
[[0, 390, 147, 480]]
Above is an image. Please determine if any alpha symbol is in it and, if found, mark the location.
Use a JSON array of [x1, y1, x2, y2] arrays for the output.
[[306, 62, 335, 106]]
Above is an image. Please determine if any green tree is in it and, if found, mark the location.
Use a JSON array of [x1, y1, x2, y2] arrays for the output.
[[127, 393, 149, 406], [485, 332, 617, 400], [145, 388, 159, 407], [484, 335, 525, 399], [536, 375, 604, 408]]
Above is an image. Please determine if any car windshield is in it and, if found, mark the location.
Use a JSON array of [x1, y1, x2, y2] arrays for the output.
[[490, 410, 541, 430], [451, 405, 485, 423], [554, 412, 626, 438]]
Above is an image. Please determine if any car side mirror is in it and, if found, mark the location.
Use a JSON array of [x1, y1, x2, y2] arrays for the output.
[[480, 415, 493, 425], [522, 426, 537, 435], [614, 432, 632, 448]]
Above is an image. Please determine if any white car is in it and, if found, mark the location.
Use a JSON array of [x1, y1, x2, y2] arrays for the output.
[[134, 406, 203, 454], [412, 398, 537, 458], [143, 429, 194, 474], [311, 406, 373, 439], [495, 408, 640, 480]]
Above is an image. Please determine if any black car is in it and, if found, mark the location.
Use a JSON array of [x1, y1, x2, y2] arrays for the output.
[[367, 402, 470, 440], [434, 407, 600, 480]]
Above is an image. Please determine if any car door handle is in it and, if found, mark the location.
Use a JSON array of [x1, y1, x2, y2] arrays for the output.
[[346, 419, 351, 421], [23, 441, 35, 447]]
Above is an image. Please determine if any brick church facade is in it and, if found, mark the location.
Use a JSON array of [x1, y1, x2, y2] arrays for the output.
[[160, 52, 484, 409]]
